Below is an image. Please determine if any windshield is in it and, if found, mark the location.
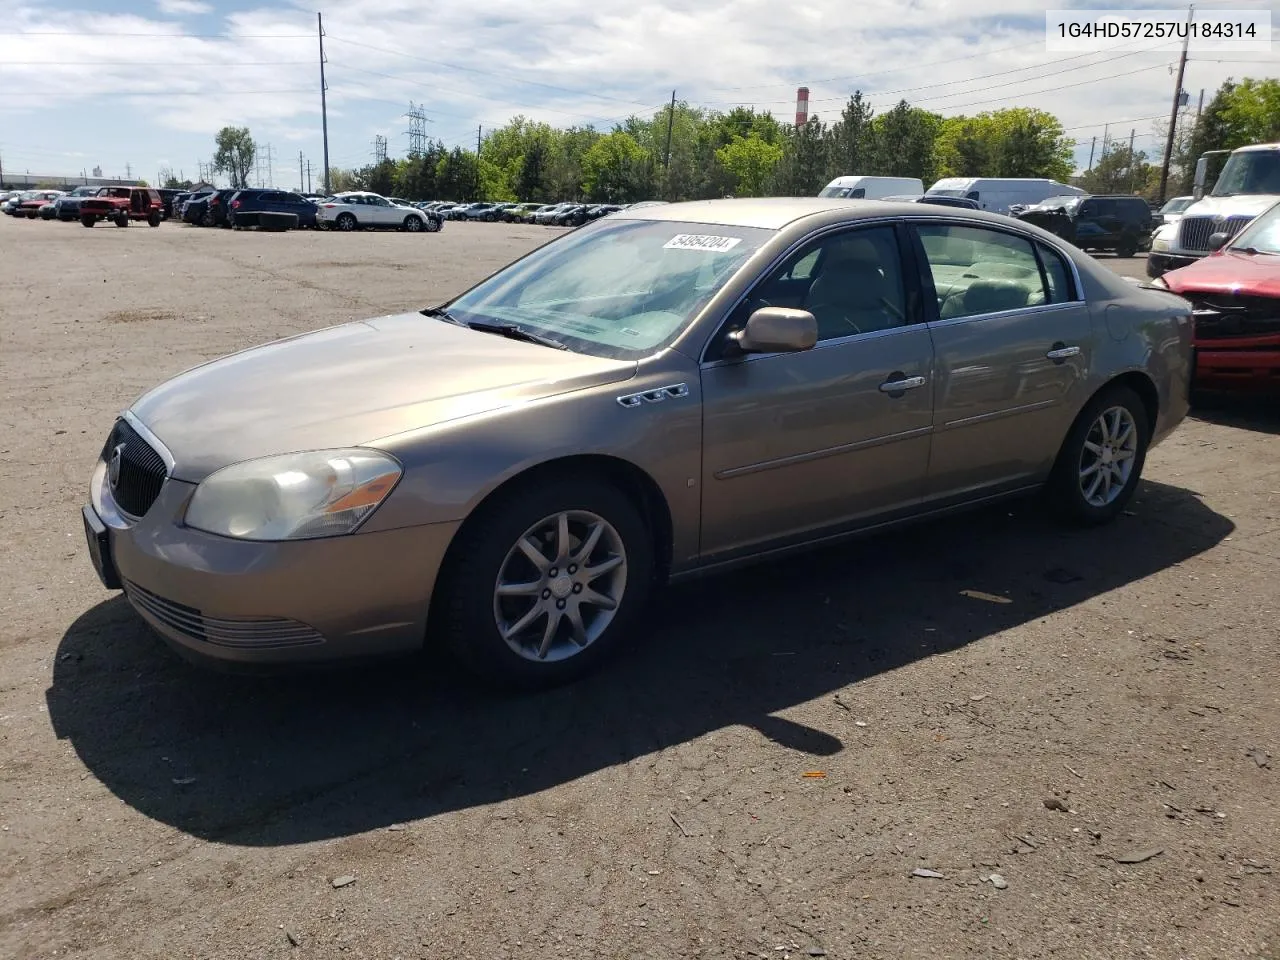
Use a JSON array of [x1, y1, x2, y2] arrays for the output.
[[926, 189, 967, 198], [443, 218, 774, 360], [1161, 197, 1193, 214], [1036, 195, 1081, 210], [1211, 151, 1280, 197], [1228, 201, 1280, 255]]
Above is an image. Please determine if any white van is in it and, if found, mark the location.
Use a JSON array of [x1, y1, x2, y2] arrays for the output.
[[924, 178, 1084, 214], [819, 176, 925, 200]]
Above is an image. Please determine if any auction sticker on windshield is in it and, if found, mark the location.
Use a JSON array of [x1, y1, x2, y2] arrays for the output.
[[663, 234, 743, 252]]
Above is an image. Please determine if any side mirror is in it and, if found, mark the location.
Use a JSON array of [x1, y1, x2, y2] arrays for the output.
[[1208, 232, 1230, 252], [1194, 157, 1208, 189], [731, 307, 818, 354]]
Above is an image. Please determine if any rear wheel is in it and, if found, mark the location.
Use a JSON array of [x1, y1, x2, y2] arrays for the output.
[[81, 216, 95, 228], [439, 476, 654, 689], [336, 213, 357, 232], [1116, 234, 1138, 258], [1045, 384, 1150, 526], [404, 215, 423, 232], [424, 216, 441, 232], [147, 211, 161, 227], [114, 212, 129, 228]]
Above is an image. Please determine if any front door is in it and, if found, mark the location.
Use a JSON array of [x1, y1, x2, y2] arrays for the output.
[[699, 224, 936, 560], [911, 221, 1094, 503]]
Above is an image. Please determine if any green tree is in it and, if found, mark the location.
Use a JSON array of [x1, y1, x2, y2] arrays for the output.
[[987, 108, 1073, 180], [1221, 78, 1280, 146], [436, 148, 479, 200], [773, 116, 829, 195], [716, 134, 784, 196], [935, 116, 994, 177], [824, 92, 876, 180], [1080, 144, 1152, 195], [871, 101, 941, 183], [581, 131, 651, 202], [212, 126, 256, 189]]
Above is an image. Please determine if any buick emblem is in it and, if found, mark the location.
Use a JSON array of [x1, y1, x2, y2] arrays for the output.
[[108, 443, 125, 489]]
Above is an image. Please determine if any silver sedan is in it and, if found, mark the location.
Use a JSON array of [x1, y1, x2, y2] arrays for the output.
[[82, 198, 1195, 688]]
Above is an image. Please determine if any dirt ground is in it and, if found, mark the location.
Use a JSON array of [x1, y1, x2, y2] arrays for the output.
[[0, 215, 1277, 960]]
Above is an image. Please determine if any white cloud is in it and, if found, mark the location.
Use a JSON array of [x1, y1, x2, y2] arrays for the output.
[[155, 0, 212, 15], [1, 0, 1275, 178]]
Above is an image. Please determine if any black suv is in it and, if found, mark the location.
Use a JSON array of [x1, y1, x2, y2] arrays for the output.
[[1014, 194, 1153, 257]]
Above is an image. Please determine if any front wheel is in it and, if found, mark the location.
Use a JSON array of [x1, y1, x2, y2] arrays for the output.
[[336, 213, 357, 232], [424, 217, 441, 232], [1116, 235, 1138, 258], [81, 216, 95, 228], [115, 213, 129, 228], [404, 215, 423, 232], [148, 211, 161, 227], [1045, 384, 1150, 526], [439, 477, 654, 689]]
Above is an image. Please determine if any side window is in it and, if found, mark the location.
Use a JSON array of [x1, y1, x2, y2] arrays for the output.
[[916, 224, 1049, 320], [1036, 242, 1075, 304], [712, 225, 908, 356], [850, 188, 866, 199]]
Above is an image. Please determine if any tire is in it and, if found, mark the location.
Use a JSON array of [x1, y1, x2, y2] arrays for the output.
[[485, 212, 496, 222], [336, 213, 357, 232], [425, 217, 441, 232], [1044, 384, 1151, 526], [404, 214, 423, 232], [115, 213, 129, 228], [1116, 235, 1138, 258], [201, 208, 215, 228], [81, 216, 95, 228], [439, 475, 655, 689], [148, 211, 161, 227]]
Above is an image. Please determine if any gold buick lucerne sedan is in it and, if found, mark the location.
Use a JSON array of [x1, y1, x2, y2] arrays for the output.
[[83, 198, 1195, 687]]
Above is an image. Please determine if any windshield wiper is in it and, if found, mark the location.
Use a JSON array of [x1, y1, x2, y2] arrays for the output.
[[465, 320, 568, 350], [422, 305, 465, 325]]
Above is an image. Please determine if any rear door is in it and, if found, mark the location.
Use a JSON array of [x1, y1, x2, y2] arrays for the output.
[[910, 220, 1093, 502]]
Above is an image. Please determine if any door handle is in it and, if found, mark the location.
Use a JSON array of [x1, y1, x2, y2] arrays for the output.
[[1045, 344, 1081, 361], [879, 375, 927, 394]]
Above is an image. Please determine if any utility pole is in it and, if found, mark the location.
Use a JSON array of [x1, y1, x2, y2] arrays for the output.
[[318, 11, 331, 195], [1127, 128, 1136, 193], [0, 151, 5, 189], [1158, 3, 1194, 204], [664, 90, 676, 169], [307, 159, 312, 194], [1087, 136, 1097, 171], [300, 150, 305, 192], [1101, 124, 1111, 160], [476, 125, 482, 199], [1195, 87, 1205, 124]]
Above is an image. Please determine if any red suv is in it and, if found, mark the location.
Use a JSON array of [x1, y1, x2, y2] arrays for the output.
[[78, 187, 164, 228], [1153, 198, 1280, 394]]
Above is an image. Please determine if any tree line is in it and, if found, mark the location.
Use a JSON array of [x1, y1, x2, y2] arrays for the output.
[[176, 76, 1279, 204]]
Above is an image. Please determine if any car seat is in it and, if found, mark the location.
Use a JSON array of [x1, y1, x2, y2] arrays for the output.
[[803, 237, 901, 337]]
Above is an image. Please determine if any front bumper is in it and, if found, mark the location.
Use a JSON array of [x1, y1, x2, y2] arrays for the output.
[[85, 458, 460, 665], [1147, 251, 1200, 278], [1193, 344, 1280, 391]]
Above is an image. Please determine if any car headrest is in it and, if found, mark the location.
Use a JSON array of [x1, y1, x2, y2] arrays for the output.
[[961, 278, 1030, 315]]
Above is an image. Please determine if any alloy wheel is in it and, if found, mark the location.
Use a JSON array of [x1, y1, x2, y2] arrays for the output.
[[492, 510, 628, 663], [1078, 405, 1138, 507]]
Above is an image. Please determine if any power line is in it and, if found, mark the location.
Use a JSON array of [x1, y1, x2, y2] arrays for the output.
[[324, 35, 658, 109], [0, 58, 311, 65], [10, 30, 312, 38]]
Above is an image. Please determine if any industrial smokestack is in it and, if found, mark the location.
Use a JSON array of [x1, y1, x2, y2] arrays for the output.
[[795, 87, 809, 126]]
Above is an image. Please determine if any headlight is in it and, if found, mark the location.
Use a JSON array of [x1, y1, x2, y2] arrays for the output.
[[184, 449, 402, 541], [1150, 235, 1170, 252]]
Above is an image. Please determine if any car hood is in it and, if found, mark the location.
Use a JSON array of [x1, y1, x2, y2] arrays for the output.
[[1179, 195, 1278, 219], [129, 312, 638, 482], [1163, 249, 1280, 297]]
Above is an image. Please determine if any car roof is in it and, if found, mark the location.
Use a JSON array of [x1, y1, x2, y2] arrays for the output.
[[610, 196, 1030, 230]]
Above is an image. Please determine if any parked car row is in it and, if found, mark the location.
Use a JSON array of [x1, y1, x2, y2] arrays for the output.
[[414, 200, 631, 225], [4, 186, 165, 226], [166, 188, 444, 233]]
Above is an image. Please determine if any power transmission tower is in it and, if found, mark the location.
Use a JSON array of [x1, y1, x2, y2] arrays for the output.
[[405, 102, 429, 157], [264, 143, 274, 187], [125, 162, 132, 180], [374, 135, 388, 163]]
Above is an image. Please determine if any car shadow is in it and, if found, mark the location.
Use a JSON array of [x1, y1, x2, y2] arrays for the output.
[[1191, 393, 1280, 436], [47, 479, 1232, 847]]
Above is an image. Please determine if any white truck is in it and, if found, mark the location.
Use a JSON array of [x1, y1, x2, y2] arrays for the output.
[[923, 177, 1085, 214], [818, 176, 925, 200], [1147, 141, 1280, 278]]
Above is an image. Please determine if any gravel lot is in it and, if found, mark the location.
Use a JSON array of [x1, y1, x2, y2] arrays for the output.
[[1, 216, 1277, 960]]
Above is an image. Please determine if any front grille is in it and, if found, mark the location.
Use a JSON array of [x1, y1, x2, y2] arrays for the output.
[[1179, 214, 1254, 253], [124, 580, 325, 650], [102, 418, 168, 518], [1192, 293, 1280, 341]]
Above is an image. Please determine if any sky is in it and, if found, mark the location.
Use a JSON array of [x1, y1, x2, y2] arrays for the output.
[[0, 0, 1275, 188]]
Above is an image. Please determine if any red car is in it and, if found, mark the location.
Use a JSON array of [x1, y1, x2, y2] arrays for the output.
[[17, 190, 64, 219], [1152, 198, 1280, 394], [79, 186, 163, 228]]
